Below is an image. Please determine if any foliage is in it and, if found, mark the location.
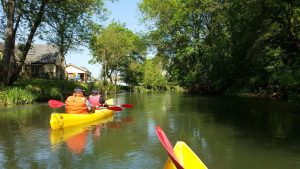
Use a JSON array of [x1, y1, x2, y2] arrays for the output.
[[0, 87, 36, 105], [0, 0, 49, 85], [90, 80, 117, 96], [15, 79, 87, 101], [139, 0, 300, 99], [143, 59, 167, 90], [133, 86, 150, 93], [0, 0, 109, 85], [39, 0, 108, 79], [89, 22, 146, 86]]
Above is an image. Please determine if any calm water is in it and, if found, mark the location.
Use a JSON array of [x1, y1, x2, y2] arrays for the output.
[[0, 93, 299, 169]]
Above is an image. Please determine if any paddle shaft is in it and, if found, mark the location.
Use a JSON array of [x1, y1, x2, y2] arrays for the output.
[[48, 99, 124, 111], [156, 126, 184, 169]]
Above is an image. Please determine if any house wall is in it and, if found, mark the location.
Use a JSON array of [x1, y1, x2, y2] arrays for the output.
[[42, 64, 56, 73], [65, 66, 86, 74], [65, 66, 90, 82], [42, 64, 56, 79]]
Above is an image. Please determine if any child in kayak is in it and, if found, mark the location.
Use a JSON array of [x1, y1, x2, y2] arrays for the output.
[[89, 89, 107, 107]]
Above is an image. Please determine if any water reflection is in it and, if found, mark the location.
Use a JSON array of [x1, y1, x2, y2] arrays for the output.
[[107, 113, 134, 129], [0, 94, 300, 169], [50, 116, 114, 155]]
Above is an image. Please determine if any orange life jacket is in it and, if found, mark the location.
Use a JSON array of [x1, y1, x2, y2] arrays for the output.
[[66, 130, 88, 154], [65, 93, 88, 114]]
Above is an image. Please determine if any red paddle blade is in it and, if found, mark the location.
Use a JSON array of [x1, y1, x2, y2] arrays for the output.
[[107, 106, 123, 111], [155, 126, 184, 169], [121, 104, 134, 108], [48, 100, 65, 108]]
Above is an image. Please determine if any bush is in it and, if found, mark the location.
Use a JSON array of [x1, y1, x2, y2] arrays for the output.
[[0, 87, 36, 105], [49, 88, 63, 101], [14, 79, 87, 101]]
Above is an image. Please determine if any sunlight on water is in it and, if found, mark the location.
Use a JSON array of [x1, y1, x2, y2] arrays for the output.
[[0, 93, 299, 168]]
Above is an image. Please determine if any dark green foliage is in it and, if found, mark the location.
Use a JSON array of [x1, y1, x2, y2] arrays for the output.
[[139, 0, 300, 99]]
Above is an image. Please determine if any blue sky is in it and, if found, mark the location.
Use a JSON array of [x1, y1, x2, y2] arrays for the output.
[[66, 0, 145, 78]]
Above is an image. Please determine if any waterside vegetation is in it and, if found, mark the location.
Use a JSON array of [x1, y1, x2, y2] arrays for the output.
[[1, 0, 300, 106], [138, 0, 300, 101]]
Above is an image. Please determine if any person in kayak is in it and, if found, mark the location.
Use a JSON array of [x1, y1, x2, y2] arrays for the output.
[[89, 89, 106, 107], [65, 87, 92, 114]]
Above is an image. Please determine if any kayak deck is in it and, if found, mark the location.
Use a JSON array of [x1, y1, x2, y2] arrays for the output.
[[163, 141, 207, 169], [50, 109, 114, 129]]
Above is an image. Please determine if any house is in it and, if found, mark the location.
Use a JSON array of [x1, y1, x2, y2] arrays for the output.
[[0, 43, 65, 79], [22, 44, 65, 79], [65, 64, 91, 83]]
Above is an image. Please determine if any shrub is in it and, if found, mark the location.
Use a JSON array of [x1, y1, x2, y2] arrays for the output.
[[0, 87, 36, 105], [49, 87, 63, 101], [14, 79, 87, 101]]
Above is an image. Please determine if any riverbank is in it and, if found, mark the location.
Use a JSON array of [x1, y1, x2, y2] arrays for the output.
[[0, 79, 127, 106], [1, 79, 297, 106]]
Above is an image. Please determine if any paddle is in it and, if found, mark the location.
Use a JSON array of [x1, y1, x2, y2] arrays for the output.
[[48, 99, 123, 111], [107, 106, 122, 111], [48, 100, 65, 108], [155, 126, 184, 169], [121, 104, 134, 108]]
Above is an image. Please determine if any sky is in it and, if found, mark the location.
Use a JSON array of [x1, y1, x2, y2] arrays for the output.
[[66, 0, 145, 78]]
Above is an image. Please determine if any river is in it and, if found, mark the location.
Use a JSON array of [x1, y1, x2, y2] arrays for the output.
[[0, 93, 299, 169]]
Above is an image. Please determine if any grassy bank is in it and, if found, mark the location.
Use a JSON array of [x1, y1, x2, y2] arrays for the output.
[[0, 79, 131, 106], [14, 79, 89, 102], [0, 79, 184, 106]]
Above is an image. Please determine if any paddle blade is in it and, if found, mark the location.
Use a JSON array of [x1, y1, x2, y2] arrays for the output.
[[107, 106, 122, 111], [121, 104, 134, 108], [48, 100, 65, 108], [155, 126, 184, 169], [105, 99, 114, 106]]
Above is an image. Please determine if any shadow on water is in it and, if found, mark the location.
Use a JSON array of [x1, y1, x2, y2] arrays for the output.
[[201, 96, 300, 140]]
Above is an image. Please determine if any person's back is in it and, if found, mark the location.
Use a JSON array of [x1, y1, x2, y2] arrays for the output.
[[89, 89, 105, 107], [66, 88, 90, 114]]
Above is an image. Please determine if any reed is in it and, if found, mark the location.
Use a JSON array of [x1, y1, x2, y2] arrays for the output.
[[0, 87, 36, 105]]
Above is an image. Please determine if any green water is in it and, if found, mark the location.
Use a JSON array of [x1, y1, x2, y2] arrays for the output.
[[0, 93, 299, 169]]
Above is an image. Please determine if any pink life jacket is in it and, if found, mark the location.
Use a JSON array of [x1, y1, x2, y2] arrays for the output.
[[89, 95, 101, 106]]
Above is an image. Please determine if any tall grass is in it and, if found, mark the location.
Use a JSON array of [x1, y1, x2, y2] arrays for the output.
[[0, 87, 36, 105], [15, 79, 87, 101]]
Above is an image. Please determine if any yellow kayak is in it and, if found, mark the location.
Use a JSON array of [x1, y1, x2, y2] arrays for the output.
[[50, 115, 114, 145], [50, 109, 114, 129], [163, 141, 207, 169]]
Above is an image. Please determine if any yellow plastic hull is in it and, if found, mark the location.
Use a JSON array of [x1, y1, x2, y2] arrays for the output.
[[163, 141, 207, 169], [50, 109, 114, 129]]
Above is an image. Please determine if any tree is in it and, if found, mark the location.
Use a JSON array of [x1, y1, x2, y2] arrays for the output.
[[0, 0, 48, 85], [139, 0, 300, 98], [143, 59, 167, 90], [139, 0, 228, 92], [89, 22, 146, 86], [0, 0, 110, 85], [40, 0, 107, 79]]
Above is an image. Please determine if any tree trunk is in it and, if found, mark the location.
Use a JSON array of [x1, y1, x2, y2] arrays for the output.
[[2, 0, 16, 85], [1, 0, 47, 86], [56, 50, 66, 80]]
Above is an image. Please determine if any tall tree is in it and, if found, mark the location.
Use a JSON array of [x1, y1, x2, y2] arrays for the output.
[[139, 0, 300, 98], [41, 0, 108, 79], [0, 0, 48, 85], [139, 0, 228, 92], [89, 22, 146, 86]]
